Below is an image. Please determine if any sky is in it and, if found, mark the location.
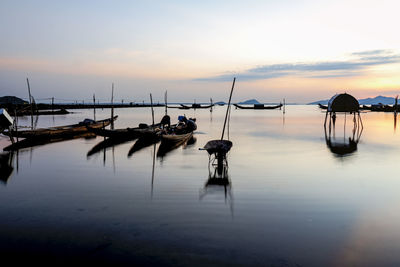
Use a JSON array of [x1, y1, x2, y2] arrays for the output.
[[0, 0, 399, 103]]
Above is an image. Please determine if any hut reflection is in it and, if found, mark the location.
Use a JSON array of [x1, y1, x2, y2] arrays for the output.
[[323, 93, 363, 157]]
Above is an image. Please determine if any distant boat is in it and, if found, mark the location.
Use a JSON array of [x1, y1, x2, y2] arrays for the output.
[[234, 103, 282, 110], [179, 103, 214, 109], [318, 103, 328, 109]]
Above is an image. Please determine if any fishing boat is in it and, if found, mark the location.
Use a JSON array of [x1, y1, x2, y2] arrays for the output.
[[87, 122, 161, 139], [2, 116, 117, 139], [179, 103, 214, 109], [157, 117, 196, 157], [233, 103, 282, 109]]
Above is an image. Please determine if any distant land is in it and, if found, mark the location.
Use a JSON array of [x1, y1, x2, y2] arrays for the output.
[[238, 99, 260, 105], [308, 95, 397, 105]]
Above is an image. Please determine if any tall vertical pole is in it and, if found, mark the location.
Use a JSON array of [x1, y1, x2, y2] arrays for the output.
[[111, 83, 114, 129], [26, 78, 34, 130], [283, 98, 286, 114], [93, 93, 96, 121], [164, 90, 168, 115], [221, 77, 236, 140], [51, 97, 54, 112], [150, 93, 155, 125]]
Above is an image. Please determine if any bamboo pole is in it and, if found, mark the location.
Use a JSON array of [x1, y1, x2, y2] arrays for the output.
[[164, 90, 168, 115], [93, 93, 96, 121], [111, 83, 114, 129], [221, 77, 236, 140], [150, 93, 155, 125], [26, 78, 33, 129]]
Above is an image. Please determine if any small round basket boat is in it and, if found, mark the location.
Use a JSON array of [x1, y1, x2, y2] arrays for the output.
[[203, 140, 232, 155]]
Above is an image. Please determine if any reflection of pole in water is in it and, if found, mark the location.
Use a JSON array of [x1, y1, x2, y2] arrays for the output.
[[151, 143, 156, 199], [395, 112, 397, 132], [112, 146, 115, 174]]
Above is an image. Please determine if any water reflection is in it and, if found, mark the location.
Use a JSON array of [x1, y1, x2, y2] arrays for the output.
[[128, 133, 160, 157], [5, 133, 96, 152], [0, 152, 14, 184], [200, 156, 233, 215], [324, 113, 363, 157], [87, 136, 137, 157], [157, 135, 196, 158]]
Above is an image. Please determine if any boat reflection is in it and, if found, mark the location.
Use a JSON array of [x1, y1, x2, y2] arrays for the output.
[[87, 136, 137, 157], [0, 152, 14, 184], [128, 133, 160, 157], [4, 133, 96, 152], [157, 136, 196, 158]]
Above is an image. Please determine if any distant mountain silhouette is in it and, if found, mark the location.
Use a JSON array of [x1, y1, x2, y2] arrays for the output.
[[0, 96, 27, 105], [309, 95, 398, 105], [238, 99, 260, 105]]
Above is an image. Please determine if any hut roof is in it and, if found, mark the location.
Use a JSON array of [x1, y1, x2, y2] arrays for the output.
[[327, 93, 359, 112]]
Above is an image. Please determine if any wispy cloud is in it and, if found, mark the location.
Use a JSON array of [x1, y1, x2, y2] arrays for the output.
[[195, 50, 400, 82]]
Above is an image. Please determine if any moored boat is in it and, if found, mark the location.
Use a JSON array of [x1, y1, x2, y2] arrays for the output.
[[233, 103, 282, 109], [3, 116, 117, 139]]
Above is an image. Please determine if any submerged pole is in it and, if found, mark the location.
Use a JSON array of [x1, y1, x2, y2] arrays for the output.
[[221, 77, 236, 140]]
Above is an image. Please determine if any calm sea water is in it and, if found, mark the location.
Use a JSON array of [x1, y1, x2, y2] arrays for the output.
[[1, 105, 400, 266]]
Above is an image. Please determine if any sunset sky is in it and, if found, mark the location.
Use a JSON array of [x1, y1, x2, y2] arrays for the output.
[[0, 0, 399, 103]]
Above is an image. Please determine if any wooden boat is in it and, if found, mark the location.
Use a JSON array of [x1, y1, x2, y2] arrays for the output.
[[179, 103, 214, 109], [167, 104, 214, 109], [233, 103, 282, 109], [87, 122, 160, 139], [157, 132, 193, 157], [15, 108, 70, 116], [3, 116, 117, 139], [157, 118, 196, 157]]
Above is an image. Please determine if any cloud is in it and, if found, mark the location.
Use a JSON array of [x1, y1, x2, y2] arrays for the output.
[[195, 50, 400, 82]]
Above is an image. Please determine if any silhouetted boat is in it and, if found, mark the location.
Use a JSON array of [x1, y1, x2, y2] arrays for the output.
[[3, 116, 117, 139], [157, 117, 196, 157], [15, 108, 70, 116], [233, 103, 282, 109], [318, 103, 328, 109], [179, 103, 214, 109], [87, 122, 160, 139], [157, 133, 194, 157]]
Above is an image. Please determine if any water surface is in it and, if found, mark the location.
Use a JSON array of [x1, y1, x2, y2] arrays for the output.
[[0, 105, 399, 266]]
